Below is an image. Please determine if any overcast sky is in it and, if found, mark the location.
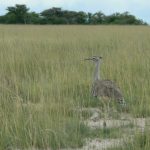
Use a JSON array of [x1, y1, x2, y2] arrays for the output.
[[0, 0, 150, 23]]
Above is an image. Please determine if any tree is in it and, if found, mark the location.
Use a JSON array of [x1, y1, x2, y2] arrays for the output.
[[103, 12, 147, 25], [41, 8, 87, 24], [41, 7, 63, 24], [6, 4, 29, 24], [26, 12, 41, 24], [92, 11, 105, 24], [76, 11, 87, 24], [87, 12, 92, 24], [0, 16, 6, 23], [0, 5, 147, 25], [63, 10, 80, 24]]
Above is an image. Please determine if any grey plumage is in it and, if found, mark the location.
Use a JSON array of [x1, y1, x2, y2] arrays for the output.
[[92, 79, 124, 104], [85, 56, 126, 106]]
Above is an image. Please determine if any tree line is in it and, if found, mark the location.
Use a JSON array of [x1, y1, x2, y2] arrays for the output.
[[0, 4, 147, 25]]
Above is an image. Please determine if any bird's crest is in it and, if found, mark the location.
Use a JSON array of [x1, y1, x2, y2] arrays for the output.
[[85, 56, 102, 61]]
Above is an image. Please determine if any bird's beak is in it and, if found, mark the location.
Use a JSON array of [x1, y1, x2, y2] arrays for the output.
[[84, 58, 93, 61]]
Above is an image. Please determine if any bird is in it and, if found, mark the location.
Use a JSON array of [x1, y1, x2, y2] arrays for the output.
[[84, 56, 126, 106]]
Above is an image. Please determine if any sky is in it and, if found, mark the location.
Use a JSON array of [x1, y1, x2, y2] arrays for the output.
[[0, 0, 150, 23]]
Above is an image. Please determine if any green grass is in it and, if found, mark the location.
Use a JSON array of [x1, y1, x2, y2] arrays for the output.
[[0, 25, 150, 149]]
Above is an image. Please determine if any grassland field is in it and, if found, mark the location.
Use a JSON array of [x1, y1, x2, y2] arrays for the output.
[[0, 25, 150, 149]]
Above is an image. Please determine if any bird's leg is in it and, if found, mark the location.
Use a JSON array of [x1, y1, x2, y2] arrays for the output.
[[103, 120, 107, 128], [107, 99, 111, 117], [102, 101, 107, 128], [103, 99, 111, 129], [102, 101, 108, 137]]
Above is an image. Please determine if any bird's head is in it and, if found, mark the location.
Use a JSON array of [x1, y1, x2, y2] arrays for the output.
[[84, 56, 102, 62]]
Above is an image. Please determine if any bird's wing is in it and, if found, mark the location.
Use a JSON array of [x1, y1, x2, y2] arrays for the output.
[[100, 80, 120, 89], [93, 80, 123, 99], [101, 80, 123, 100], [92, 79, 126, 105]]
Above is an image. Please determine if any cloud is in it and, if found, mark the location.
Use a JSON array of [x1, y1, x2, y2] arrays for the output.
[[0, 0, 150, 23]]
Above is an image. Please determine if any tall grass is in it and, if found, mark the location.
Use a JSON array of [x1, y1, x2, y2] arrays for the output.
[[0, 25, 150, 149]]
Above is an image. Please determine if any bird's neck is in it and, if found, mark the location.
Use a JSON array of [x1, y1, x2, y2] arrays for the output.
[[94, 61, 100, 81]]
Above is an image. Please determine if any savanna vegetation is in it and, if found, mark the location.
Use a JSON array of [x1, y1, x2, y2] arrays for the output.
[[0, 25, 150, 149], [0, 4, 147, 25]]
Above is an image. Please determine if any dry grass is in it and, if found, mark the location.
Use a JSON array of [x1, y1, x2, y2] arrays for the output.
[[0, 25, 150, 149]]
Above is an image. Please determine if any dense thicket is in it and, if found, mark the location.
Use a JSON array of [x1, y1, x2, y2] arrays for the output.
[[0, 4, 147, 25]]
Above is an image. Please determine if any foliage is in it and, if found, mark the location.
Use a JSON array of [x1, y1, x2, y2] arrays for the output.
[[104, 12, 147, 25], [6, 4, 29, 24], [0, 4, 147, 25]]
